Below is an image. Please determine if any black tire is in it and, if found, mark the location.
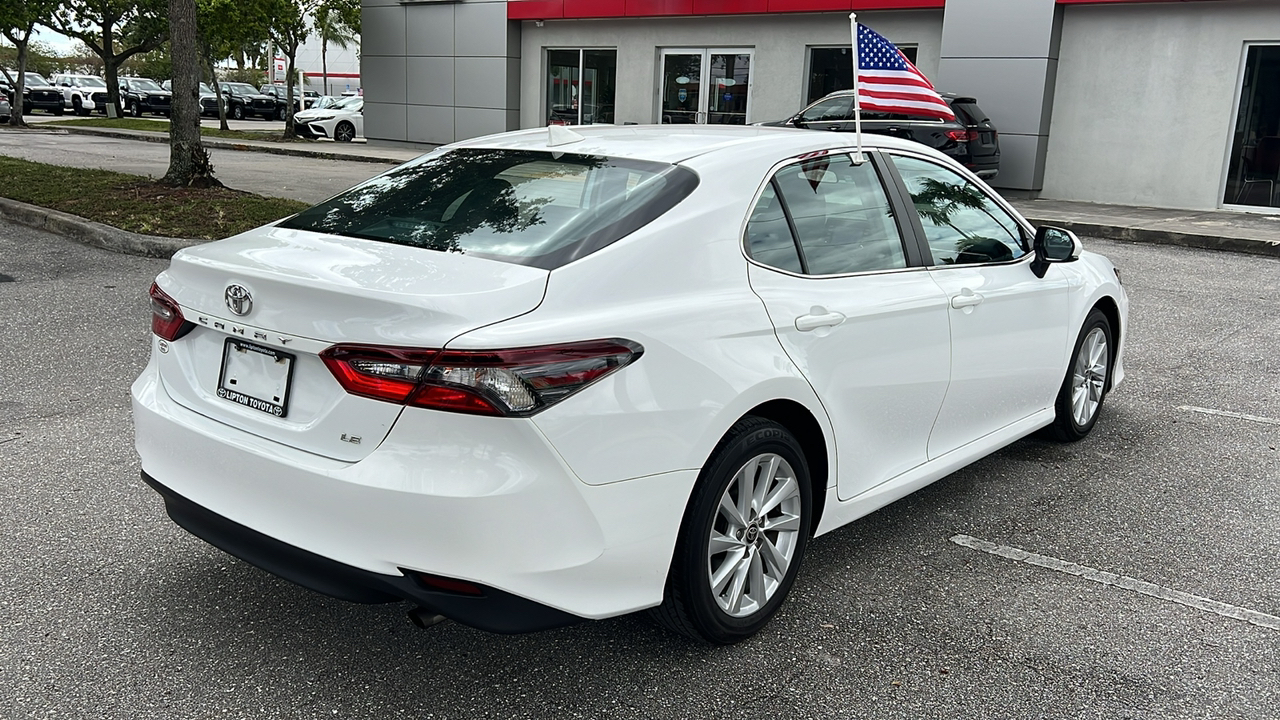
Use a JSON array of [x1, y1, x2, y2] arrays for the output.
[[651, 416, 812, 644], [73, 97, 88, 117], [276, 106, 287, 121], [52, 105, 63, 116], [1047, 308, 1113, 442], [334, 121, 355, 143], [231, 104, 243, 121], [130, 101, 141, 117], [23, 103, 31, 115]]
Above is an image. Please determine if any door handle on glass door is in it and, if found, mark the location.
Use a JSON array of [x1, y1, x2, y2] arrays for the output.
[[795, 310, 846, 332], [950, 288, 984, 309]]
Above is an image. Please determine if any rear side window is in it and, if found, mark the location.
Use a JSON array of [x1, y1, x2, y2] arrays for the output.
[[746, 154, 907, 276], [278, 148, 699, 269], [800, 96, 854, 123]]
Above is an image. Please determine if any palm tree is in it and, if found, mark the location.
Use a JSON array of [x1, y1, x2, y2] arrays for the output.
[[314, 6, 355, 96]]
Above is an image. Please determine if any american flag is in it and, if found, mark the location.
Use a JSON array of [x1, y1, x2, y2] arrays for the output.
[[856, 23, 955, 121]]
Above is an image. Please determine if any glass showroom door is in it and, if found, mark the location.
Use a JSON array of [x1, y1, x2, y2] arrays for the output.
[[1224, 44, 1280, 209], [660, 49, 752, 125]]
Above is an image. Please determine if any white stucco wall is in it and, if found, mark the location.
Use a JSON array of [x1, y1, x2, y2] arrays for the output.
[[518, 11, 944, 130], [1042, 0, 1280, 210]]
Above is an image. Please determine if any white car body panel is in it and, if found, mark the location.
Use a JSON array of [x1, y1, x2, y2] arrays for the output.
[[132, 124, 1129, 624]]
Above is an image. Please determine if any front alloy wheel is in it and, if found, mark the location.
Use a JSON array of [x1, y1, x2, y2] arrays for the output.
[[652, 416, 812, 644], [334, 121, 355, 143], [1048, 308, 1113, 441]]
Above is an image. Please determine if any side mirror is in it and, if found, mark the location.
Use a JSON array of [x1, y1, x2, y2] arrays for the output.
[[1030, 225, 1082, 278]]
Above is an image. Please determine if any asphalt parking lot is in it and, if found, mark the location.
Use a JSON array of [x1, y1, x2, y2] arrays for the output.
[[1, 224, 1277, 719]]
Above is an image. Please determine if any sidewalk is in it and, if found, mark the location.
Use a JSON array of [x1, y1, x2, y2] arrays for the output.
[[51, 124, 423, 165], [1009, 198, 1280, 258]]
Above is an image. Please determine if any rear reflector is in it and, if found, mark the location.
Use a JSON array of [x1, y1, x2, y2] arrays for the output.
[[149, 283, 195, 341], [321, 339, 643, 417], [410, 572, 486, 596]]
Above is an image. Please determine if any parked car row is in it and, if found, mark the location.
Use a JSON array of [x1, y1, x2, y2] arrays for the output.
[[0, 72, 65, 115]]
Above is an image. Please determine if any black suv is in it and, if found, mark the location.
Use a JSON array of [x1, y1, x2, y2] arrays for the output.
[[218, 82, 277, 120], [120, 77, 172, 117], [258, 84, 311, 119], [1, 72, 64, 115], [761, 91, 1000, 179]]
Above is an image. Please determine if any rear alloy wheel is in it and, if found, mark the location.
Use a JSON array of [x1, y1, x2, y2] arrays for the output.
[[334, 121, 355, 143], [652, 417, 812, 644], [1048, 309, 1112, 441]]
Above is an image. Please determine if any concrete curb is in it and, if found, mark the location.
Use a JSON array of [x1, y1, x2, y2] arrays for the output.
[[53, 125, 404, 165], [1020, 216, 1280, 258], [0, 196, 200, 258]]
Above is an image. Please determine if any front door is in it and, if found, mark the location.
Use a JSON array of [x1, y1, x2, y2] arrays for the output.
[[660, 49, 752, 125], [744, 153, 952, 501], [884, 152, 1072, 457]]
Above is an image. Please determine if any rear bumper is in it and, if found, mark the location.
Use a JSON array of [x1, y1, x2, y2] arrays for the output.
[[131, 356, 695, 626], [142, 471, 581, 633]]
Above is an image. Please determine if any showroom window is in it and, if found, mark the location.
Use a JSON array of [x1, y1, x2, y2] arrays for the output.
[[806, 45, 917, 104], [546, 49, 617, 126], [1224, 44, 1280, 209]]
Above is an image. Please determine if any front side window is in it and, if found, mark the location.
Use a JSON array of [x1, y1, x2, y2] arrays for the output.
[[890, 154, 1027, 266], [546, 49, 617, 126], [799, 96, 853, 124], [278, 148, 699, 270], [746, 154, 906, 276]]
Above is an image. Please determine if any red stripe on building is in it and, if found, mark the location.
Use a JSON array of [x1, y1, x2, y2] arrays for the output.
[[508, 0, 945, 19]]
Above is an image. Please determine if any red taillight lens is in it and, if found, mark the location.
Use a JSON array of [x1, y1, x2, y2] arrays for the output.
[[945, 129, 978, 143], [319, 345, 439, 403], [320, 339, 643, 417], [149, 283, 194, 341]]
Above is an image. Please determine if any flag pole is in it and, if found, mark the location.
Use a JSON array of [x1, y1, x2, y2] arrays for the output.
[[850, 12, 865, 164], [844, 14, 865, 163]]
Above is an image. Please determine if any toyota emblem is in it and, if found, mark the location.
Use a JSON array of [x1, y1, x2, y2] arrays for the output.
[[225, 284, 253, 316]]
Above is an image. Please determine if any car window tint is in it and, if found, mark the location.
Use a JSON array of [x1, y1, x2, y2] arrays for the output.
[[745, 182, 803, 273], [890, 154, 1027, 266], [800, 96, 853, 123], [278, 148, 699, 270], [772, 154, 906, 275]]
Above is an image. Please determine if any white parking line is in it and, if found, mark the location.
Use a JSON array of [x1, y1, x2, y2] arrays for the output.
[[1177, 405, 1280, 426], [950, 534, 1280, 632]]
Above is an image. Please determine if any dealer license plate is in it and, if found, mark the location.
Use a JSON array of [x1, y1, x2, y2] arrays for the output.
[[216, 338, 295, 417]]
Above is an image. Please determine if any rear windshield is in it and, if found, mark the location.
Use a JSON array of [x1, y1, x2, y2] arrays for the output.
[[278, 148, 700, 269], [950, 101, 989, 126]]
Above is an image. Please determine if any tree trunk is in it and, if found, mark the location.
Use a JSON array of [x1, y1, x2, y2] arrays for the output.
[[322, 37, 328, 97], [11, 34, 30, 129], [103, 56, 122, 117], [163, 0, 220, 188], [207, 57, 229, 132]]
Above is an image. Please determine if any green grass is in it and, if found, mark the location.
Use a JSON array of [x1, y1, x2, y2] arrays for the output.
[[0, 155, 308, 240], [46, 117, 300, 142]]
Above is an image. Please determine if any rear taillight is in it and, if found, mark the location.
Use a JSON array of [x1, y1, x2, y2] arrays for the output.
[[320, 339, 643, 417], [945, 129, 978, 143], [149, 283, 194, 341]]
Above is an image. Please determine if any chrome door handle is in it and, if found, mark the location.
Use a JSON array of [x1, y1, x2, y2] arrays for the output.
[[795, 311, 846, 332], [950, 289, 984, 309]]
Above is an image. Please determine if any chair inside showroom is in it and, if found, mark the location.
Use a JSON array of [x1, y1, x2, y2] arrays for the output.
[[1236, 136, 1280, 206]]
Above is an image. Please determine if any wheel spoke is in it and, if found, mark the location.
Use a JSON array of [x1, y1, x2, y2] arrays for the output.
[[709, 530, 742, 555], [718, 493, 747, 530], [759, 475, 798, 517], [710, 548, 746, 594], [747, 550, 766, 608], [736, 460, 756, 522], [761, 512, 801, 534], [759, 535, 789, 578], [725, 553, 751, 613]]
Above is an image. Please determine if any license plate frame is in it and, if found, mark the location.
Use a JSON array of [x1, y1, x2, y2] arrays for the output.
[[216, 338, 296, 418]]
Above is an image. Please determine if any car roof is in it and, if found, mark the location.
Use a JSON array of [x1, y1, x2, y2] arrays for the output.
[[450, 123, 942, 165]]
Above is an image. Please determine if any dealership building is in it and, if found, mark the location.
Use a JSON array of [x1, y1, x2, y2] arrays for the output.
[[360, 0, 1280, 213]]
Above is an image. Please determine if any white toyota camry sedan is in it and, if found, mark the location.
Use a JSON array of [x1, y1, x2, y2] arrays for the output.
[[133, 124, 1127, 644]]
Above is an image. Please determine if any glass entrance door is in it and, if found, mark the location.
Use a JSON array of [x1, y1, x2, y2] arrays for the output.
[[1224, 45, 1280, 209], [660, 49, 752, 125]]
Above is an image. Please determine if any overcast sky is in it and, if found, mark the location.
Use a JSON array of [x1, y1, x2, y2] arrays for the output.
[[31, 27, 77, 54]]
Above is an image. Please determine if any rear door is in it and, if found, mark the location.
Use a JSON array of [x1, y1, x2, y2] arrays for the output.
[[745, 151, 952, 501]]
